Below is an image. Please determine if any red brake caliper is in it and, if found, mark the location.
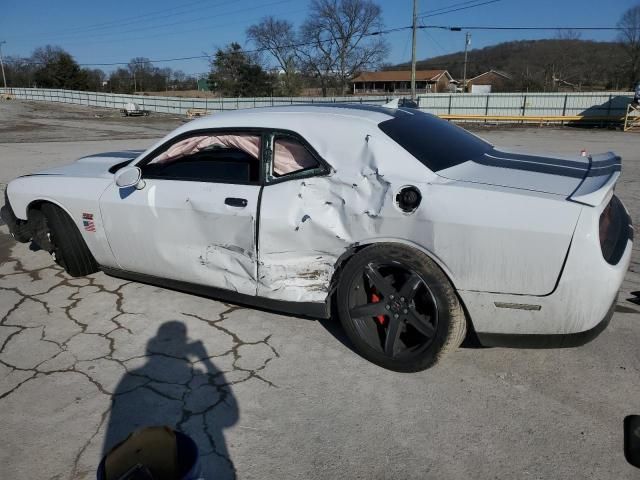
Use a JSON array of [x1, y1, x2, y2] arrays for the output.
[[370, 292, 387, 325]]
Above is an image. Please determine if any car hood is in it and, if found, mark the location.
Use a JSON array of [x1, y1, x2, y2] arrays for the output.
[[436, 147, 600, 197], [33, 150, 144, 179]]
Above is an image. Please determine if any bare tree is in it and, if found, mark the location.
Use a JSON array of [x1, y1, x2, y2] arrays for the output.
[[247, 17, 301, 95], [618, 5, 640, 88], [127, 57, 154, 92], [298, 0, 388, 96], [556, 29, 582, 41]]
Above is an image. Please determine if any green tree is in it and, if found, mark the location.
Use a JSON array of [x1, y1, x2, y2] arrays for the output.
[[207, 42, 272, 97], [32, 45, 89, 90], [83, 68, 106, 91], [108, 67, 133, 93]]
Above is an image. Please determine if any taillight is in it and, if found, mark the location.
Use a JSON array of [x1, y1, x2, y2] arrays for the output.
[[599, 201, 613, 253], [599, 195, 629, 265]]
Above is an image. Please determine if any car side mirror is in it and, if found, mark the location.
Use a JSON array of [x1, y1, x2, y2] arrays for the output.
[[114, 166, 145, 190]]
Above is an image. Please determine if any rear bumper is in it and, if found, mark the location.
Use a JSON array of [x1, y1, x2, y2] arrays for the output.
[[476, 296, 616, 348], [460, 196, 633, 344]]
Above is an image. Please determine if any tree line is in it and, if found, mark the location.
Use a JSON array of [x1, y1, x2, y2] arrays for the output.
[[3, 46, 199, 93]]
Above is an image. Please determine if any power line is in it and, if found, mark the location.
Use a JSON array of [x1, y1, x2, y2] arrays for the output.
[[15, 7, 308, 50], [11, 0, 296, 44], [10, 23, 633, 68], [421, 28, 448, 55], [426, 25, 637, 31], [419, 0, 502, 19], [5, 0, 247, 41], [420, 0, 495, 16], [13, 25, 413, 67]]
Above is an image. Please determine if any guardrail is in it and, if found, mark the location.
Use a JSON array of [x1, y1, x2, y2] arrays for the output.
[[0, 88, 635, 124]]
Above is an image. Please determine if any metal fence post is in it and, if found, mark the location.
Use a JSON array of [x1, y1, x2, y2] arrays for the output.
[[561, 94, 568, 125], [448, 94, 452, 115], [484, 95, 490, 123]]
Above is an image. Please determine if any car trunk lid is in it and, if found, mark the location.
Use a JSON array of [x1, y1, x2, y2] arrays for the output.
[[437, 147, 621, 206]]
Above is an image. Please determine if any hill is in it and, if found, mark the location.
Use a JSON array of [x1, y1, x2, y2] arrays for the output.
[[392, 39, 631, 91]]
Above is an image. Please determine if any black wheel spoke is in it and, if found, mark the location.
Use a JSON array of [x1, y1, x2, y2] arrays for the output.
[[398, 273, 422, 302], [406, 309, 435, 338], [353, 317, 383, 350], [349, 302, 387, 319], [346, 257, 440, 364], [384, 317, 403, 357], [364, 263, 396, 298]]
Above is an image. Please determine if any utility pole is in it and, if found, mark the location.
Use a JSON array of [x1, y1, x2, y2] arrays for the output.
[[462, 32, 471, 93], [410, 0, 418, 100], [0, 41, 8, 91]]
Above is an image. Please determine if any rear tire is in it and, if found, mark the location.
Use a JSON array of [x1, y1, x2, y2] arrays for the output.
[[336, 244, 466, 372], [41, 203, 99, 277]]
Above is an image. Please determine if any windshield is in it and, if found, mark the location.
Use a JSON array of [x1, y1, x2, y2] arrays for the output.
[[378, 111, 493, 172]]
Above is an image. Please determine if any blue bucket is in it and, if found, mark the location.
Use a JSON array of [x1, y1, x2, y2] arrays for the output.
[[97, 427, 202, 480]]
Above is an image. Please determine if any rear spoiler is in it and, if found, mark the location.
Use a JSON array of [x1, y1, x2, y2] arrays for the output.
[[568, 152, 621, 207]]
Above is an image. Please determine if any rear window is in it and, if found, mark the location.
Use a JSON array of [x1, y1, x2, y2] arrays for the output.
[[378, 111, 492, 171]]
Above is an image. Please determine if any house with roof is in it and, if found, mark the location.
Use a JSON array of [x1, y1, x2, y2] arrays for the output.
[[466, 70, 513, 93], [350, 70, 454, 94]]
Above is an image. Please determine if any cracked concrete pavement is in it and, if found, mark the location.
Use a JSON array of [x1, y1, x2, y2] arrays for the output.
[[0, 232, 281, 479], [1, 101, 640, 479]]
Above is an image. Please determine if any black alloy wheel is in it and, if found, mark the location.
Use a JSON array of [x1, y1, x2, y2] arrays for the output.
[[337, 244, 466, 372], [347, 261, 438, 359]]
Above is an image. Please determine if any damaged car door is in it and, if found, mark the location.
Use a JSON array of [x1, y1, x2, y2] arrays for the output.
[[99, 130, 263, 295]]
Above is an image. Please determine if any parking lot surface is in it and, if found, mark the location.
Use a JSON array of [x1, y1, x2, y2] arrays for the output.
[[1, 101, 639, 479]]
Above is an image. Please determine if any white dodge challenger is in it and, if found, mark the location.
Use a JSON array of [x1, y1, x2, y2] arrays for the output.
[[1, 104, 633, 371]]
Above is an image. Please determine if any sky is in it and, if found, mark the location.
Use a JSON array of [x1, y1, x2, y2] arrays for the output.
[[0, 0, 637, 77]]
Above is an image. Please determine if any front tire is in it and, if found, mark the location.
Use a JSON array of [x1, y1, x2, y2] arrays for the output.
[[41, 203, 99, 277], [336, 244, 466, 372]]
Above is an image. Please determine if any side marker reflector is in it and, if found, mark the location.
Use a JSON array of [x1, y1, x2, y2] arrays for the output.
[[494, 302, 542, 311]]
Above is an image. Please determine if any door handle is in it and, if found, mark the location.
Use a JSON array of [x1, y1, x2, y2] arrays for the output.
[[225, 197, 248, 208]]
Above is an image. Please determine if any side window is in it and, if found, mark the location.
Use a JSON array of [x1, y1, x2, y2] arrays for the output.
[[141, 133, 261, 184], [272, 136, 319, 178]]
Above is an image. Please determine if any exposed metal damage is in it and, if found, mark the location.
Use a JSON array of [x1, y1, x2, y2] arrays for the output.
[[256, 133, 407, 303]]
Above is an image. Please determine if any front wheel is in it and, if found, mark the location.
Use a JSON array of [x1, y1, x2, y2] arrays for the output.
[[336, 244, 466, 372], [41, 203, 99, 277]]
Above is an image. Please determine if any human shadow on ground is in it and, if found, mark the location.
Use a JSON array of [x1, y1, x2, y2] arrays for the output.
[[103, 321, 239, 479]]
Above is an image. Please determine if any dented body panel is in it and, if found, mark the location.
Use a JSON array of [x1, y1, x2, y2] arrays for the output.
[[2, 105, 632, 341], [99, 179, 259, 295]]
